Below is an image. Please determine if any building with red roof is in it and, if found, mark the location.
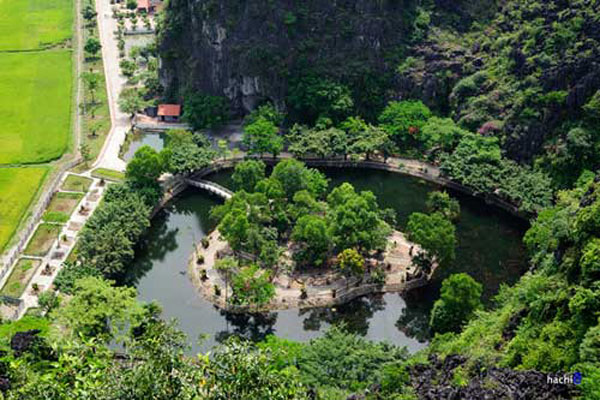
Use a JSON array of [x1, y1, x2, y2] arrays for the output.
[[157, 104, 182, 122], [137, 0, 155, 13]]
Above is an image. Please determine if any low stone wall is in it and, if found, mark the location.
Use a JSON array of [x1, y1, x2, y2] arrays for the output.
[[187, 229, 435, 313]]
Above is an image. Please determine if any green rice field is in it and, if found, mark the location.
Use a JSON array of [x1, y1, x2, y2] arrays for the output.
[[0, 167, 49, 251], [0, 51, 73, 165], [0, 0, 73, 51]]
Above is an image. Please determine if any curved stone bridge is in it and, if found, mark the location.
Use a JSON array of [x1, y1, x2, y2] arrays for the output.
[[185, 178, 233, 200]]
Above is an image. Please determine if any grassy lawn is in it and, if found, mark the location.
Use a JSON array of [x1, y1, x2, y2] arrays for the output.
[[0, 316, 49, 348], [92, 168, 125, 182], [0, 0, 73, 51], [61, 174, 92, 192], [23, 223, 62, 257], [42, 192, 83, 223], [0, 167, 49, 251], [0, 51, 73, 164], [0, 258, 41, 298]]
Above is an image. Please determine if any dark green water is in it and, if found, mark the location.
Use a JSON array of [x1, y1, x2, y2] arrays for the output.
[[122, 132, 165, 162], [128, 168, 528, 353]]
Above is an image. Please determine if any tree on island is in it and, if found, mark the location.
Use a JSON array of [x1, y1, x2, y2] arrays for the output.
[[406, 211, 456, 267], [211, 160, 396, 304], [327, 183, 392, 253], [425, 191, 461, 222], [429, 273, 482, 333], [271, 159, 328, 199], [337, 248, 365, 276], [231, 159, 266, 192], [231, 265, 275, 306], [292, 215, 331, 267]]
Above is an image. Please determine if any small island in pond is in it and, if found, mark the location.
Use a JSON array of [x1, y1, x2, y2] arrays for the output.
[[187, 159, 458, 311]]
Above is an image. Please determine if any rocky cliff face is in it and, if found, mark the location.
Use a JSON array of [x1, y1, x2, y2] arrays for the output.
[[159, 0, 478, 117]]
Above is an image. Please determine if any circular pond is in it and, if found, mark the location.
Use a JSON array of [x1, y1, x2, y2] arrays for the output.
[[124, 168, 528, 354]]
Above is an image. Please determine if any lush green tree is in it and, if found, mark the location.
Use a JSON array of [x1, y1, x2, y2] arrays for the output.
[[126, 0, 137, 10], [218, 209, 250, 252], [126, 145, 164, 190], [51, 277, 144, 343], [327, 183, 392, 252], [580, 238, 600, 281], [78, 185, 150, 277], [119, 59, 137, 78], [244, 102, 284, 126], [295, 326, 408, 392], [406, 212, 456, 266], [580, 323, 600, 363], [242, 116, 283, 157], [82, 4, 97, 22], [292, 215, 331, 267], [336, 248, 365, 276], [84, 37, 101, 57], [429, 273, 483, 333], [81, 71, 100, 104], [161, 130, 215, 174], [54, 262, 102, 294], [426, 191, 460, 221], [231, 160, 266, 192], [255, 177, 286, 200], [231, 265, 275, 306], [204, 339, 309, 399], [288, 190, 325, 221], [420, 116, 470, 154], [583, 90, 600, 122], [182, 93, 229, 130], [378, 100, 432, 149], [341, 116, 393, 160], [118, 87, 146, 117], [38, 290, 60, 314], [271, 159, 328, 199], [287, 75, 354, 124], [287, 125, 338, 159]]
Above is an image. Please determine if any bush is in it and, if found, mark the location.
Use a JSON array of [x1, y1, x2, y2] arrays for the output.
[[429, 273, 483, 333], [182, 93, 229, 130]]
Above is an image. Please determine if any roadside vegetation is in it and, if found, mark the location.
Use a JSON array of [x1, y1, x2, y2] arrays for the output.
[[77, 0, 111, 169]]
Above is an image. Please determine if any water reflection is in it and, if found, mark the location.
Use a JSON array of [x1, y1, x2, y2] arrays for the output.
[[129, 170, 527, 354]]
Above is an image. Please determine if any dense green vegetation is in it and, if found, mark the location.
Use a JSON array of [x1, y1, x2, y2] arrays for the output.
[[211, 159, 394, 304], [3, 0, 600, 398]]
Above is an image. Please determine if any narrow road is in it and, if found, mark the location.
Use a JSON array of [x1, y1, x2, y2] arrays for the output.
[[93, 0, 128, 172]]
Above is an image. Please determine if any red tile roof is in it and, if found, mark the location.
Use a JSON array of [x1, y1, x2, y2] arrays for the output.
[[137, 0, 150, 10], [157, 104, 181, 117]]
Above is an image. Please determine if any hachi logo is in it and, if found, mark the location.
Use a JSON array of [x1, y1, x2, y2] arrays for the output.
[[547, 372, 582, 385]]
